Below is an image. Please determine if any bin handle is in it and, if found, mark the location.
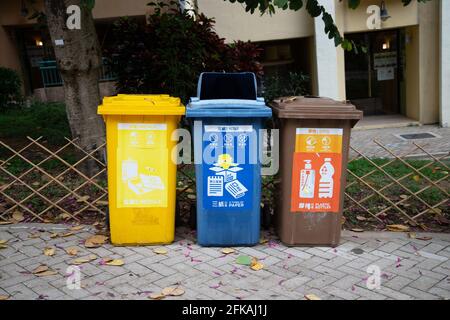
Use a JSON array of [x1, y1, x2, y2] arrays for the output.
[[188, 99, 266, 109], [143, 98, 156, 105]]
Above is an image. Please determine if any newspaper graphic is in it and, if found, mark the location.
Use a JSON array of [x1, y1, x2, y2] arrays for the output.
[[207, 154, 247, 199], [225, 180, 248, 199], [207, 176, 224, 197]]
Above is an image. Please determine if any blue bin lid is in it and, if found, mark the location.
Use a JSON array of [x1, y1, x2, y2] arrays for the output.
[[186, 72, 272, 118]]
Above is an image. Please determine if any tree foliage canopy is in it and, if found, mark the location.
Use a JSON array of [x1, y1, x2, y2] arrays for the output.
[[224, 0, 431, 51]]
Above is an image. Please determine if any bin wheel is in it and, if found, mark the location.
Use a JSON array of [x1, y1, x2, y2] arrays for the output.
[[175, 198, 182, 227], [261, 203, 272, 230], [189, 203, 197, 230]]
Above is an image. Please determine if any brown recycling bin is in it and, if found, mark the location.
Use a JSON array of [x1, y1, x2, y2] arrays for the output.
[[270, 96, 362, 247]]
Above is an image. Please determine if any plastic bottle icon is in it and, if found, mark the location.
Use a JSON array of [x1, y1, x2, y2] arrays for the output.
[[319, 158, 335, 198], [299, 160, 315, 199]]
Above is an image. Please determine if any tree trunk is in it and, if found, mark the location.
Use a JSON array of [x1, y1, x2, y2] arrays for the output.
[[44, 0, 105, 167]]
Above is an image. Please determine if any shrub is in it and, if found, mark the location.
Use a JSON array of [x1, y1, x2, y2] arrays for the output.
[[0, 67, 22, 110], [107, 1, 263, 103], [0, 101, 70, 145], [262, 71, 310, 103]]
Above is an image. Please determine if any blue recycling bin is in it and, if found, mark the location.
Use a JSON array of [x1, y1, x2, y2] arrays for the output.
[[186, 72, 272, 246]]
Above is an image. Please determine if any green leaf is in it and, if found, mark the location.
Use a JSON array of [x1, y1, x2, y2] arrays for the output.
[[236, 255, 252, 266], [274, 0, 289, 8], [81, 0, 95, 10], [347, 0, 361, 9]]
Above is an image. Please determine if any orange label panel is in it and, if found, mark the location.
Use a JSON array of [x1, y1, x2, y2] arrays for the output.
[[291, 128, 343, 213], [295, 128, 343, 154]]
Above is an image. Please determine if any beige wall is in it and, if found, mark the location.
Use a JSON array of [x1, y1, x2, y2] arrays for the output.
[[404, 2, 440, 124], [342, 0, 418, 33], [335, 0, 347, 101], [405, 26, 420, 121], [417, 0, 440, 124], [0, 0, 152, 26], [197, 0, 314, 42]]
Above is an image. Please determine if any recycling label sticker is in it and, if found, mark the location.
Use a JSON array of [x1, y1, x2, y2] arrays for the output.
[[202, 125, 254, 211], [291, 128, 343, 213], [116, 123, 168, 208]]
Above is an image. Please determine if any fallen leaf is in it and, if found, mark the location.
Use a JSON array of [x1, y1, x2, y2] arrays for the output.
[[28, 233, 40, 239], [399, 195, 408, 200], [305, 294, 321, 300], [412, 175, 421, 182], [250, 258, 264, 271], [153, 248, 168, 255], [59, 213, 71, 220], [0, 221, 13, 225], [259, 238, 268, 244], [387, 224, 410, 232], [77, 196, 90, 202], [65, 247, 78, 256], [0, 240, 7, 244], [221, 248, 235, 255], [44, 247, 55, 257], [416, 236, 433, 241], [105, 259, 124, 266], [32, 265, 49, 274], [407, 232, 416, 239], [60, 232, 75, 238], [49, 233, 59, 239], [236, 255, 252, 266], [0, 244, 7, 249], [0, 295, 9, 300], [351, 228, 364, 233], [162, 286, 185, 296], [85, 235, 108, 248], [428, 208, 442, 215], [35, 270, 58, 277], [12, 211, 24, 222], [70, 225, 84, 232], [71, 254, 97, 265], [356, 216, 367, 221], [148, 293, 165, 300]]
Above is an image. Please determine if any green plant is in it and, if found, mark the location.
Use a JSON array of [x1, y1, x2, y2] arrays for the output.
[[262, 71, 310, 102], [0, 101, 71, 145], [225, 0, 431, 52], [0, 67, 22, 110], [108, 1, 264, 103]]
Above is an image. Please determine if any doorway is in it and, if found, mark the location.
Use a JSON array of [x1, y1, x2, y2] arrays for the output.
[[345, 29, 404, 116]]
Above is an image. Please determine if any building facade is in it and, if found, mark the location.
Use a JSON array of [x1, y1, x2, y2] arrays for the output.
[[0, 0, 448, 126]]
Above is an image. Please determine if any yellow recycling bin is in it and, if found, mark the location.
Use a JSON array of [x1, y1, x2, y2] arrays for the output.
[[98, 94, 185, 245]]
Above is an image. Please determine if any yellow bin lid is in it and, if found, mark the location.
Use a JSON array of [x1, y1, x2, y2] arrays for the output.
[[98, 94, 185, 116]]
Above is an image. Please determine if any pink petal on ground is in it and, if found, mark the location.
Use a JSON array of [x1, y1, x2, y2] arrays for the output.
[[352, 285, 356, 291], [213, 271, 222, 276], [278, 279, 286, 286]]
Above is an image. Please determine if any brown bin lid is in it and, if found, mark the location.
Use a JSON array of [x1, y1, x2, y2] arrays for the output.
[[269, 96, 362, 123]]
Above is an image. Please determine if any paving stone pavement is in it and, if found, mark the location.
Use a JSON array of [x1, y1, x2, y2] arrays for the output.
[[0, 224, 449, 300], [350, 125, 450, 159]]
